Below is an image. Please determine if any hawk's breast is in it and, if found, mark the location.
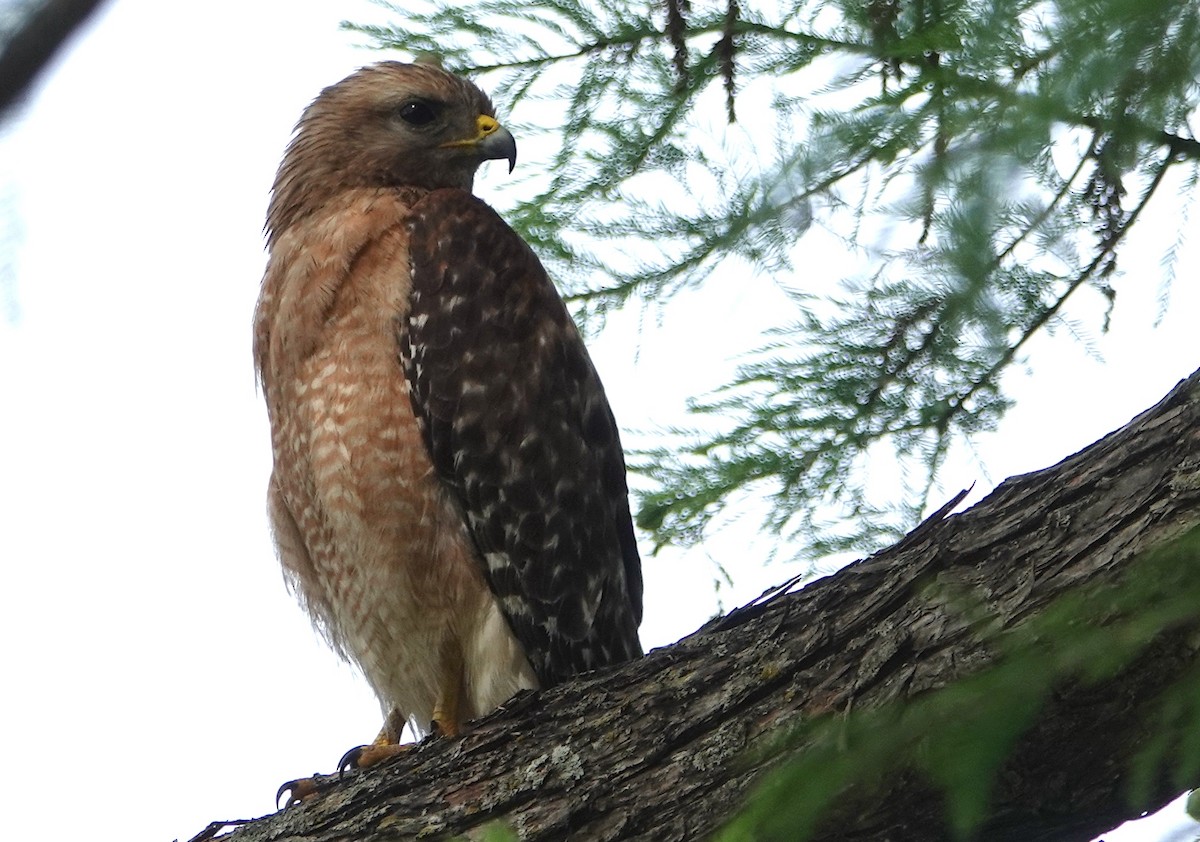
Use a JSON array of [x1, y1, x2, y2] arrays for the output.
[[256, 189, 538, 730]]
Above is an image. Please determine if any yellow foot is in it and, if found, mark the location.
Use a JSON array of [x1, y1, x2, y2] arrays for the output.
[[276, 776, 324, 809], [431, 711, 462, 738], [276, 707, 409, 809], [336, 708, 464, 776], [276, 673, 467, 808], [337, 741, 412, 774]]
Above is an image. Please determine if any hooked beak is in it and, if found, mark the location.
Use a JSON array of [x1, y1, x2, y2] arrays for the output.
[[442, 114, 517, 173]]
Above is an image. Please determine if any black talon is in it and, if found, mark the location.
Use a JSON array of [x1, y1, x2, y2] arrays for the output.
[[276, 777, 318, 809], [338, 745, 366, 777], [276, 779, 296, 809]]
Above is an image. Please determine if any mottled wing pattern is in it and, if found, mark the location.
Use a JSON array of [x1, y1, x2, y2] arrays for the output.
[[401, 188, 644, 685]]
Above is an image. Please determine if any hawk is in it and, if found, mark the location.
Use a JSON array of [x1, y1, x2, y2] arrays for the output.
[[254, 61, 644, 792]]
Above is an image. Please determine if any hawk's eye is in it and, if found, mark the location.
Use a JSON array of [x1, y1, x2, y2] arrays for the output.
[[397, 101, 437, 126]]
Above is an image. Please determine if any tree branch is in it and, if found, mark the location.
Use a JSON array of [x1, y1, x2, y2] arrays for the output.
[[202, 368, 1200, 842], [0, 0, 108, 115]]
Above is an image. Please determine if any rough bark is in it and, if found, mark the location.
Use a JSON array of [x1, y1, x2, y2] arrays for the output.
[[198, 368, 1200, 842]]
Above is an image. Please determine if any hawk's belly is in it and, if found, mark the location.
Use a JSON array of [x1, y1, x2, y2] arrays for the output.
[[271, 315, 537, 733]]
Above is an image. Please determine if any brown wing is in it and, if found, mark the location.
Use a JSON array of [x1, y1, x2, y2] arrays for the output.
[[400, 188, 643, 685]]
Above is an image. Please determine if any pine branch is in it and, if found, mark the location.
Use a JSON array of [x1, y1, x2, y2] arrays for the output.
[[348, 0, 1200, 560], [947, 148, 1176, 421]]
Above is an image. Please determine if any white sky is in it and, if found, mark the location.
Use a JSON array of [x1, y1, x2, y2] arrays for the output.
[[0, 2, 1198, 840]]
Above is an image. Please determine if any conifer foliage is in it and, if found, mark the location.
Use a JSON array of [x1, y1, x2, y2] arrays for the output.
[[351, 0, 1200, 559]]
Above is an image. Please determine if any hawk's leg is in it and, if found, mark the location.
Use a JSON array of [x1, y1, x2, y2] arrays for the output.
[[431, 639, 464, 738], [339, 642, 466, 771], [275, 708, 408, 808], [337, 705, 412, 770], [276, 644, 468, 808]]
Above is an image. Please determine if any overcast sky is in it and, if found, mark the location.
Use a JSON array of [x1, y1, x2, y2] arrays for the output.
[[1, 2, 1198, 841]]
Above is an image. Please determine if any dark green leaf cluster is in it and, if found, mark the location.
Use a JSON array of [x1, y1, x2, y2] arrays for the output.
[[348, 0, 1200, 561]]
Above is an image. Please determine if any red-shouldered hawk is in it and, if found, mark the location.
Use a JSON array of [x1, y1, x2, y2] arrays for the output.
[[254, 62, 643, 799]]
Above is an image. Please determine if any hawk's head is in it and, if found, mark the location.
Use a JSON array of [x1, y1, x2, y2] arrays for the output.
[[268, 62, 516, 240]]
